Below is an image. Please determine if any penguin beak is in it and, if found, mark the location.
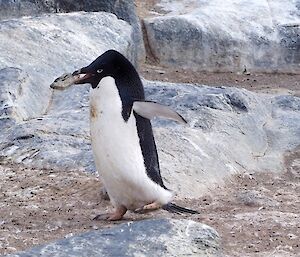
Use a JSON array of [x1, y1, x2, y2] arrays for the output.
[[72, 69, 94, 84]]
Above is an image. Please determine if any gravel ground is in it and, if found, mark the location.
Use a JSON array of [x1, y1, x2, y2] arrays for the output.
[[1, 148, 299, 256]]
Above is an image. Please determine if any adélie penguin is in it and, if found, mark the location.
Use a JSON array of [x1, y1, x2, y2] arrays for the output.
[[53, 50, 198, 221]]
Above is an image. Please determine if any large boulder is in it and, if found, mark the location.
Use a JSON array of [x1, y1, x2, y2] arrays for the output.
[[147, 81, 300, 197], [7, 219, 222, 257], [0, 12, 134, 119], [0, 67, 94, 171], [0, 11, 134, 172], [0, 0, 145, 65], [144, 0, 300, 73]]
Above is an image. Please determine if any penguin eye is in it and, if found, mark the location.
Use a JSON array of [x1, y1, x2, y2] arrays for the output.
[[96, 69, 103, 74]]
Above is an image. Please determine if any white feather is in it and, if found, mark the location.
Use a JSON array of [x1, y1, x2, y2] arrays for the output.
[[89, 76, 173, 210]]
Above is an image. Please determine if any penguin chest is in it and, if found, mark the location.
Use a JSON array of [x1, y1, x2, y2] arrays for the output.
[[90, 77, 144, 172], [89, 77, 164, 209]]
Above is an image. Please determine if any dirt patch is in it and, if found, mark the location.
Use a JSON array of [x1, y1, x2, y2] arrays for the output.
[[135, 0, 166, 18], [194, 147, 300, 256], [1, 148, 299, 256], [140, 63, 300, 97]]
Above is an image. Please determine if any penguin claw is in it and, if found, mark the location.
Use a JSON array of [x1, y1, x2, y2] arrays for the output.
[[93, 213, 125, 221], [93, 213, 111, 221], [134, 207, 146, 214], [93, 206, 127, 221], [134, 202, 162, 214]]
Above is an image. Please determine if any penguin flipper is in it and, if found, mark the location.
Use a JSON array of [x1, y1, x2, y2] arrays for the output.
[[133, 101, 187, 124], [162, 203, 199, 215]]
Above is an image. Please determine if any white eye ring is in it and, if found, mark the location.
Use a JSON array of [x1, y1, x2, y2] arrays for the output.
[[97, 69, 103, 74]]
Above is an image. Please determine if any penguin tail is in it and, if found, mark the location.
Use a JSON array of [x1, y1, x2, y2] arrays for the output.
[[162, 203, 199, 215]]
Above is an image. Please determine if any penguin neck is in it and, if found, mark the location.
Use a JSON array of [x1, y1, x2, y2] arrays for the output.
[[90, 76, 132, 123]]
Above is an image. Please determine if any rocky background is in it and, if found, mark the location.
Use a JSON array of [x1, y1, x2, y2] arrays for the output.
[[0, 0, 299, 256]]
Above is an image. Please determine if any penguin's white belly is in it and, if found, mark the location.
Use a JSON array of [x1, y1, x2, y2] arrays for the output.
[[89, 77, 172, 210]]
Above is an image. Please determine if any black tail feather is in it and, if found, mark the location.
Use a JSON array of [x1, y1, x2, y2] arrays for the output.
[[162, 203, 199, 215]]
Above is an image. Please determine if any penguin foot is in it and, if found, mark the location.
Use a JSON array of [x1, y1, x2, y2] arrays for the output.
[[93, 206, 127, 221], [134, 202, 162, 214]]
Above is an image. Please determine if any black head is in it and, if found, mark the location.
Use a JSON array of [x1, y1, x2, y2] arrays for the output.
[[73, 50, 137, 89], [73, 50, 145, 121]]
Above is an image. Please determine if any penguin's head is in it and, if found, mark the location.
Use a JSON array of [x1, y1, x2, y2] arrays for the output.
[[72, 50, 132, 89]]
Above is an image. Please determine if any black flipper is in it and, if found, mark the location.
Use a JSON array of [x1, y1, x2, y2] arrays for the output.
[[162, 203, 199, 214], [134, 113, 168, 189]]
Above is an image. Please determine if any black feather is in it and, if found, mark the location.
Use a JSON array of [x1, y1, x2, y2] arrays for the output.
[[162, 203, 199, 214]]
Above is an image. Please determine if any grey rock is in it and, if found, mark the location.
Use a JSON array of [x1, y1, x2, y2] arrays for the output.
[[0, 12, 134, 116], [0, 0, 145, 65], [144, 81, 300, 197], [0, 0, 56, 18], [274, 95, 300, 111], [86, 0, 145, 65], [278, 24, 300, 68], [236, 189, 279, 207], [6, 219, 222, 257], [0, 67, 47, 122], [57, 0, 145, 65], [0, 68, 93, 171], [144, 0, 300, 73], [0, 12, 134, 172]]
